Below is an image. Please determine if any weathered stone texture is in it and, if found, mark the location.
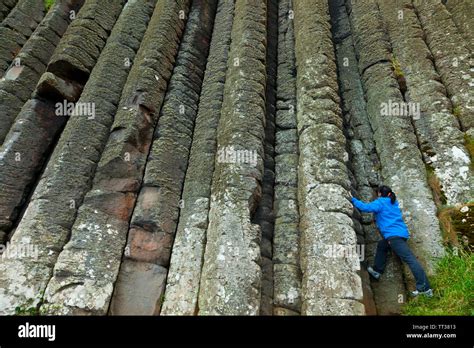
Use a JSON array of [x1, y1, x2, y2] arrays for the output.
[[42, 0, 190, 315], [110, 0, 217, 315], [0, 0, 134, 315], [0, 0, 45, 74], [47, 0, 126, 83], [348, 0, 445, 275], [413, 0, 474, 136], [378, 0, 472, 205], [294, 0, 364, 315], [197, 0, 267, 315], [0, 0, 18, 22], [161, 0, 235, 316], [0, 0, 84, 144], [272, 0, 301, 315]]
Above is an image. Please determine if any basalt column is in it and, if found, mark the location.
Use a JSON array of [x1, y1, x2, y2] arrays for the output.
[[348, 0, 445, 277], [109, 0, 217, 316], [377, 0, 472, 205], [0, 0, 127, 315], [161, 0, 235, 316], [294, 0, 364, 315], [42, 0, 190, 315], [272, 0, 302, 316], [330, 0, 406, 315], [197, 0, 267, 315]]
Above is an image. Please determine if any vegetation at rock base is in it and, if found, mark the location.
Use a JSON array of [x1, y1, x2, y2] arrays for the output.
[[402, 248, 473, 315], [404, 203, 473, 315]]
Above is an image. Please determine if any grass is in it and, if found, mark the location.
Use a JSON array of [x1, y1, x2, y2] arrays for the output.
[[452, 105, 462, 119], [402, 248, 474, 315], [44, 0, 55, 11], [437, 202, 473, 248]]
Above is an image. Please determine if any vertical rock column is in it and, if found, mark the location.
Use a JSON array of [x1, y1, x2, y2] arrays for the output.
[[42, 0, 190, 315], [412, 0, 474, 136], [444, 0, 474, 54], [197, 0, 267, 315], [272, 0, 302, 316], [293, 0, 364, 315], [330, 0, 405, 315], [377, 0, 473, 204], [0, 0, 85, 237], [109, 0, 217, 316], [161, 0, 235, 316], [0, 0, 128, 315], [253, 0, 278, 316], [0, 0, 84, 144], [0, 0, 18, 22], [348, 0, 444, 275], [0, 0, 46, 74]]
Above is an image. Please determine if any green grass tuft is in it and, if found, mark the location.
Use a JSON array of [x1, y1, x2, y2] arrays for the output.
[[402, 249, 474, 315], [44, 0, 55, 11]]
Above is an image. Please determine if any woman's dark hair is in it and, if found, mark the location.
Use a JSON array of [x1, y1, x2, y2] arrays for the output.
[[378, 185, 397, 204]]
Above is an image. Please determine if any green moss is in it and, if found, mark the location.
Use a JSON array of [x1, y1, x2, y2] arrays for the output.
[[15, 298, 40, 316], [44, 0, 55, 11], [453, 105, 462, 119], [464, 134, 474, 171], [402, 249, 474, 315], [14, 289, 46, 316], [425, 164, 447, 207], [391, 55, 404, 78]]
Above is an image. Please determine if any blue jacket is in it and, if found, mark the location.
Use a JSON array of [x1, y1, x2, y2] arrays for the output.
[[351, 197, 410, 240]]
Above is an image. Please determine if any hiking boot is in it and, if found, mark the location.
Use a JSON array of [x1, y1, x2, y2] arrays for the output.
[[367, 266, 381, 280], [411, 288, 433, 298]]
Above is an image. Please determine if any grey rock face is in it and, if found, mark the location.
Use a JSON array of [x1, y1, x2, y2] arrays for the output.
[[42, 0, 189, 315], [329, 0, 405, 315], [0, 0, 46, 75], [161, 0, 234, 315], [110, 0, 217, 316], [348, 0, 445, 275], [197, 0, 267, 315], [377, 0, 472, 205], [0, 0, 135, 315], [413, 0, 474, 135], [272, 0, 301, 315], [0, 0, 470, 317], [0, 0, 84, 144], [294, 0, 364, 315]]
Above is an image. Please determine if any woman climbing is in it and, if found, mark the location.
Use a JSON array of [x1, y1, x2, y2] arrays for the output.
[[351, 185, 433, 297]]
